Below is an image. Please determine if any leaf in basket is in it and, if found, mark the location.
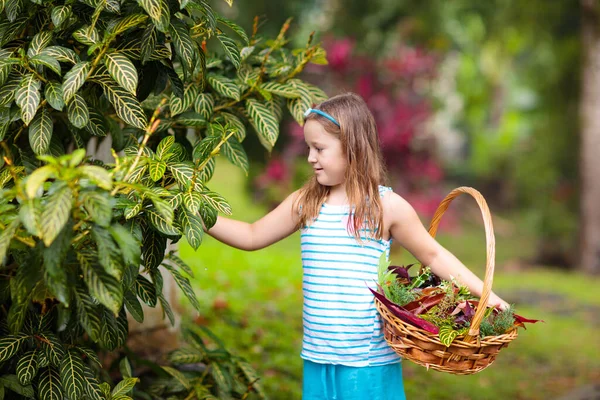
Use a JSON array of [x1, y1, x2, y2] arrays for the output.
[[514, 314, 543, 324], [387, 265, 413, 279], [370, 287, 439, 334], [438, 325, 460, 347], [403, 293, 446, 315]]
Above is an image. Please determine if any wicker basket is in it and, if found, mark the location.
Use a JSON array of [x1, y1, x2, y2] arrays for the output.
[[375, 187, 519, 375]]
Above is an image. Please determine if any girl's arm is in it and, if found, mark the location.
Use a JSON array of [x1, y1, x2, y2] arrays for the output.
[[207, 190, 301, 251], [385, 192, 509, 309]]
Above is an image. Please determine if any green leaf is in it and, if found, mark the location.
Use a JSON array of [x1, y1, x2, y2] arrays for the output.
[[245, 98, 279, 151], [19, 199, 41, 237], [81, 261, 123, 315], [165, 252, 194, 277], [221, 112, 246, 141], [193, 93, 214, 120], [119, 357, 133, 378], [0, 375, 34, 398], [27, 31, 53, 57], [109, 14, 148, 36], [81, 191, 111, 227], [51, 5, 71, 28], [161, 366, 191, 390], [305, 81, 328, 103], [60, 350, 86, 399], [105, 53, 138, 95], [29, 55, 61, 76], [439, 325, 460, 347], [39, 46, 80, 64], [167, 162, 194, 190], [148, 159, 167, 182], [134, 275, 157, 307], [74, 285, 102, 342], [260, 81, 301, 99], [79, 165, 112, 190], [98, 78, 148, 129], [82, 365, 104, 400], [109, 224, 141, 266], [62, 62, 90, 103], [16, 74, 42, 126], [217, 16, 248, 45], [0, 334, 28, 363], [44, 81, 64, 111], [28, 108, 53, 155], [67, 94, 89, 129], [41, 182, 73, 246], [38, 333, 65, 367], [170, 20, 196, 76], [169, 84, 197, 116], [140, 25, 157, 63], [91, 224, 123, 280], [217, 34, 241, 69], [197, 157, 215, 184], [147, 210, 180, 235], [111, 377, 138, 397], [156, 135, 175, 160], [0, 74, 19, 107], [16, 350, 38, 385], [0, 218, 19, 262], [38, 367, 63, 400], [193, 134, 221, 163], [167, 347, 204, 364], [178, 209, 203, 250], [142, 225, 166, 270], [175, 111, 206, 127], [43, 220, 72, 304], [85, 109, 107, 136], [123, 289, 144, 323], [236, 359, 266, 397], [139, 0, 169, 32], [222, 136, 249, 174], [99, 308, 122, 351], [72, 25, 100, 45], [200, 190, 231, 215], [207, 74, 240, 101], [162, 263, 201, 312]]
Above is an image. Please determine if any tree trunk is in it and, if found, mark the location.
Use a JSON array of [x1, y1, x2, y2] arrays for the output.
[[580, 0, 600, 274]]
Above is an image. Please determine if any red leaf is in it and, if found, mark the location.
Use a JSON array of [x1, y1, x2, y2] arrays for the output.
[[514, 314, 543, 324], [370, 288, 439, 334], [403, 293, 446, 315]]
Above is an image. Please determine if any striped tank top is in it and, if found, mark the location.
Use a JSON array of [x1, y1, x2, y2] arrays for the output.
[[300, 185, 401, 367]]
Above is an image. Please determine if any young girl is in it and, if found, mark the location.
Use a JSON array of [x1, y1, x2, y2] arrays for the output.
[[207, 92, 508, 399]]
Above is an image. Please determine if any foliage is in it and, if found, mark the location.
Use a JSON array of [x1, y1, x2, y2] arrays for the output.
[[0, 0, 327, 397]]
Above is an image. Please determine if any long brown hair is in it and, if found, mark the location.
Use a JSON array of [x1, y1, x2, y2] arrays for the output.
[[295, 92, 388, 241]]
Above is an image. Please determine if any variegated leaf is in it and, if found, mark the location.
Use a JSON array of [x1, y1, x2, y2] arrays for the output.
[[217, 16, 248, 44], [105, 53, 138, 95], [16, 350, 38, 385], [260, 81, 301, 99], [39, 46, 80, 64], [0, 334, 28, 363], [85, 109, 107, 136], [170, 19, 196, 76], [67, 94, 89, 129], [98, 78, 147, 129], [72, 25, 100, 45], [439, 325, 460, 347], [108, 14, 148, 36], [162, 263, 201, 311], [123, 290, 144, 323], [29, 55, 62, 75], [221, 136, 248, 174], [15, 74, 42, 126], [41, 183, 72, 246], [134, 275, 157, 307], [38, 367, 63, 400], [217, 34, 240, 69], [81, 262, 123, 315], [44, 81, 64, 111], [60, 350, 86, 399], [62, 62, 90, 103], [178, 209, 203, 250], [167, 162, 194, 190], [207, 74, 240, 101], [148, 159, 167, 181], [245, 98, 279, 150], [200, 190, 231, 215], [51, 5, 72, 28], [147, 210, 180, 235], [156, 135, 175, 160], [27, 31, 53, 57], [193, 93, 214, 120], [29, 108, 53, 155], [221, 112, 246, 142], [169, 84, 197, 116]]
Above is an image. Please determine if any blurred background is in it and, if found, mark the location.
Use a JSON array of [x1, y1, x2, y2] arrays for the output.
[[179, 1, 600, 399]]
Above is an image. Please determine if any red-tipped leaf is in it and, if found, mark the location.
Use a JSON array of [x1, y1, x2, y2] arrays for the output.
[[370, 288, 439, 334]]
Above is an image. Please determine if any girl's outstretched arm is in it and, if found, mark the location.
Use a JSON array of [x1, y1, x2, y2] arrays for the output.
[[385, 192, 509, 310], [207, 190, 301, 251]]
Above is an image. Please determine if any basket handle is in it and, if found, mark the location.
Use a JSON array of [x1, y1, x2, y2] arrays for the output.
[[427, 187, 495, 343]]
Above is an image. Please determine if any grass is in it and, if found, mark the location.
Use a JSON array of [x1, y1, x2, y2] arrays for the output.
[[178, 160, 600, 399]]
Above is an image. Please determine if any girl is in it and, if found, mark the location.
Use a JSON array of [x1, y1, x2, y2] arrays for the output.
[[207, 92, 508, 400]]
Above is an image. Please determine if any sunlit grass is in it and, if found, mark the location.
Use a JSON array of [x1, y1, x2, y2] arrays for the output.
[[178, 160, 599, 399]]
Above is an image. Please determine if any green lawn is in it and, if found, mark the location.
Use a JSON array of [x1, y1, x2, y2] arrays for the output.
[[178, 160, 600, 399]]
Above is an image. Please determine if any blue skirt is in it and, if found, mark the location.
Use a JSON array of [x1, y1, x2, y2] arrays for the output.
[[302, 360, 406, 400]]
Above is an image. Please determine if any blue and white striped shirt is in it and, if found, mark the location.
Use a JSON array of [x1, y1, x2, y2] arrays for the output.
[[300, 186, 401, 367]]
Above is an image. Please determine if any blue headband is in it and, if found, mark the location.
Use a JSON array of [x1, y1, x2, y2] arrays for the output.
[[303, 108, 340, 127]]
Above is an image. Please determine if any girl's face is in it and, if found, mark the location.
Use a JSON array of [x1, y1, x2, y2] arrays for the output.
[[304, 120, 348, 187]]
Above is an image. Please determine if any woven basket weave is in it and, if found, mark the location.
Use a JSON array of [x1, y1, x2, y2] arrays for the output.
[[375, 187, 519, 375]]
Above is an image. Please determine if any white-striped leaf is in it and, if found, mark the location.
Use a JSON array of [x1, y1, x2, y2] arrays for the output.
[[40, 183, 72, 246], [27, 31, 53, 57], [161, 366, 191, 390], [217, 34, 240, 69], [193, 93, 214, 120], [0, 74, 19, 107], [175, 111, 206, 127], [44, 81, 64, 111], [134, 275, 157, 307], [200, 190, 231, 215], [156, 135, 174, 160], [105, 53, 138, 95], [105, 0, 120, 13], [439, 325, 460, 347], [123, 289, 144, 323], [305, 81, 328, 103], [287, 79, 314, 125], [167, 347, 204, 364], [16, 350, 38, 385], [38, 367, 63, 400], [217, 16, 248, 45], [5, 0, 22, 21], [221, 112, 246, 141], [74, 284, 102, 342], [85, 109, 107, 136], [81, 262, 123, 315], [178, 209, 203, 250], [170, 20, 196, 75], [29, 108, 53, 155], [207, 74, 240, 101], [51, 5, 71, 28], [260, 81, 301, 99], [0, 334, 28, 363], [240, 45, 255, 61], [147, 210, 180, 235], [29, 55, 62, 76], [139, 0, 163, 26], [170, 84, 198, 116], [222, 136, 248, 176], [39, 46, 80, 64], [62, 62, 90, 103], [67, 94, 89, 129], [210, 362, 231, 395], [245, 98, 278, 150], [167, 162, 194, 190], [198, 156, 215, 183], [16, 74, 42, 126], [163, 262, 201, 311], [111, 377, 138, 397], [60, 350, 86, 399], [72, 25, 100, 45], [182, 192, 201, 214], [266, 96, 284, 121], [82, 365, 104, 400], [80, 165, 112, 190], [98, 78, 147, 129], [109, 14, 148, 36], [148, 159, 167, 181]]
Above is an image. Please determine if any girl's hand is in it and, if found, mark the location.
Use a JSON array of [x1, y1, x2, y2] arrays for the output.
[[488, 292, 510, 311]]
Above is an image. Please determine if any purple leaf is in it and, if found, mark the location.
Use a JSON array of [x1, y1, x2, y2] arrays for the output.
[[370, 288, 439, 334]]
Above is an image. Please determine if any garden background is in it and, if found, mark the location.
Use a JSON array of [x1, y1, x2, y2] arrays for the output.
[[179, 1, 599, 399]]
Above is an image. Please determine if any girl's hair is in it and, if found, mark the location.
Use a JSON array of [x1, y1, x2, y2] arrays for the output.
[[295, 92, 388, 241]]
